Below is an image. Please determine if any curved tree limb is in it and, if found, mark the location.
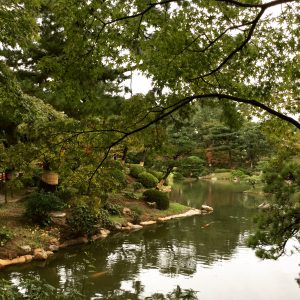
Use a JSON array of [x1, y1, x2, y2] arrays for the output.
[[87, 93, 300, 193], [215, 0, 296, 9]]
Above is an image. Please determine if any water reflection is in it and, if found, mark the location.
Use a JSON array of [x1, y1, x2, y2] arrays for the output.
[[1, 181, 299, 299]]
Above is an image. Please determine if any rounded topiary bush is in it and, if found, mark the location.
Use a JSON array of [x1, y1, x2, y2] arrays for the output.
[[111, 169, 127, 188], [138, 171, 159, 188], [25, 192, 65, 226], [148, 170, 163, 181], [143, 189, 170, 210], [67, 205, 112, 237], [129, 164, 144, 178], [132, 181, 143, 191], [179, 156, 204, 178]]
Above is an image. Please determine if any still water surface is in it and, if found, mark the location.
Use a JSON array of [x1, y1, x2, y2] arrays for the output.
[[1, 181, 300, 299]]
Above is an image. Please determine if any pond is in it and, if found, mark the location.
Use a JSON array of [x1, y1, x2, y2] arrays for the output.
[[1, 180, 300, 299]]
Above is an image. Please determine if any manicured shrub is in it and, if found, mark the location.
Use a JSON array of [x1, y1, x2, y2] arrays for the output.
[[148, 170, 163, 181], [56, 187, 78, 202], [231, 169, 246, 179], [108, 160, 123, 170], [71, 195, 102, 210], [123, 191, 140, 200], [67, 205, 112, 237], [129, 164, 145, 178], [0, 226, 14, 246], [138, 172, 159, 188], [25, 192, 65, 226], [143, 189, 170, 210], [131, 210, 142, 224], [111, 169, 127, 188], [132, 181, 143, 191], [178, 156, 204, 178], [103, 202, 123, 216], [173, 172, 184, 181]]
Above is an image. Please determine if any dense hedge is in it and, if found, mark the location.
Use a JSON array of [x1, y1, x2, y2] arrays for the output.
[[129, 164, 145, 178], [138, 171, 159, 188], [25, 192, 65, 226], [67, 205, 112, 237], [179, 156, 204, 178], [148, 170, 163, 181], [143, 189, 169, 210], [111, 169, 127, 188]]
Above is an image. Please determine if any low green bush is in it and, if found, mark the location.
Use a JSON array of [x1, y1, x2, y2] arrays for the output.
[[131, 210, 142, 224], [173, 172, 184, 181], [231, 169, 247, 179], [0, 226, 14, 246], [71, 195, 102, 210], [25, 192, 65, 226], [56, 187, 78, 202], [108, 160, 123, 170], [148, 170, 163, 181], [132, 181, 143, 191], [214, 168, 231, 173], [178, 156, 204, 178], [143, 189, 170, 210], [123, 191, 140, 200], [67, 205, 112, 237], [103, 202, 123, 216], [111, 169, 127, 188], [138, 172, 159, 188], [129, 164, 145, 178]]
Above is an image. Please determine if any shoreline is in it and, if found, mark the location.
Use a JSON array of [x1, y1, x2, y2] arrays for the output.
[[0, 207, 212, 270]]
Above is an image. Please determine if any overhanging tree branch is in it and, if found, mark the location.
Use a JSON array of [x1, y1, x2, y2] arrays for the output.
[[87, 93, 300, 192], [191, 8, 265, 81], [215, 0, 296, 8]]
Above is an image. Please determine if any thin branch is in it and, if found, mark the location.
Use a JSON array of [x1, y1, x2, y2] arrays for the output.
[[191, 8, 265, 81], [191, 0, 297, 81], [105, 0, 176, 25], [215, 0, 296, 8], [187, 21, 253, 54]]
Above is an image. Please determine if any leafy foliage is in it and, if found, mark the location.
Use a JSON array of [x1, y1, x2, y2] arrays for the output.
[[148, 170, 164, 181], [25, 192, 65, 226], [0, 226, 14, 247], [132, 181, 144, 191], [129, 164, 145, 178], [110, 169, 127, 189], [138, 172, 159, 188], [103, 202, 123, 216], [177, 156, 204, 178], [143, 189, 170, 210], [67, 205, 112, 237], [0, 276, 83, 299], [0, 0, 300, 260], [248, 154, 300, 258]]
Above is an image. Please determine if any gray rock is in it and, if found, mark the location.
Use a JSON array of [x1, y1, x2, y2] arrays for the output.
[[20, 245, 32, 254], [48, 244, 59, 252]]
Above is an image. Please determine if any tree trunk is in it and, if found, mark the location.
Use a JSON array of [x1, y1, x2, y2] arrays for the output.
[[121, 146, 128, 164], [139, 149, 147, 166], [157, 166, 174, 189]]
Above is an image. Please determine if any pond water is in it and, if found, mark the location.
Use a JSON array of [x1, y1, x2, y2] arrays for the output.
[[1, 181, 300, 299]]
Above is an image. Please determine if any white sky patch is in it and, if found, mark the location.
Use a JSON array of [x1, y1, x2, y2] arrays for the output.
[[121, 71, 153, 98]]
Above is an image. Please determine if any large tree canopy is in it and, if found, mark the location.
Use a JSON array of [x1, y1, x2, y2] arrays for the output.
[[1, 0, 299, 127], [1, 0, 299, 182]]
